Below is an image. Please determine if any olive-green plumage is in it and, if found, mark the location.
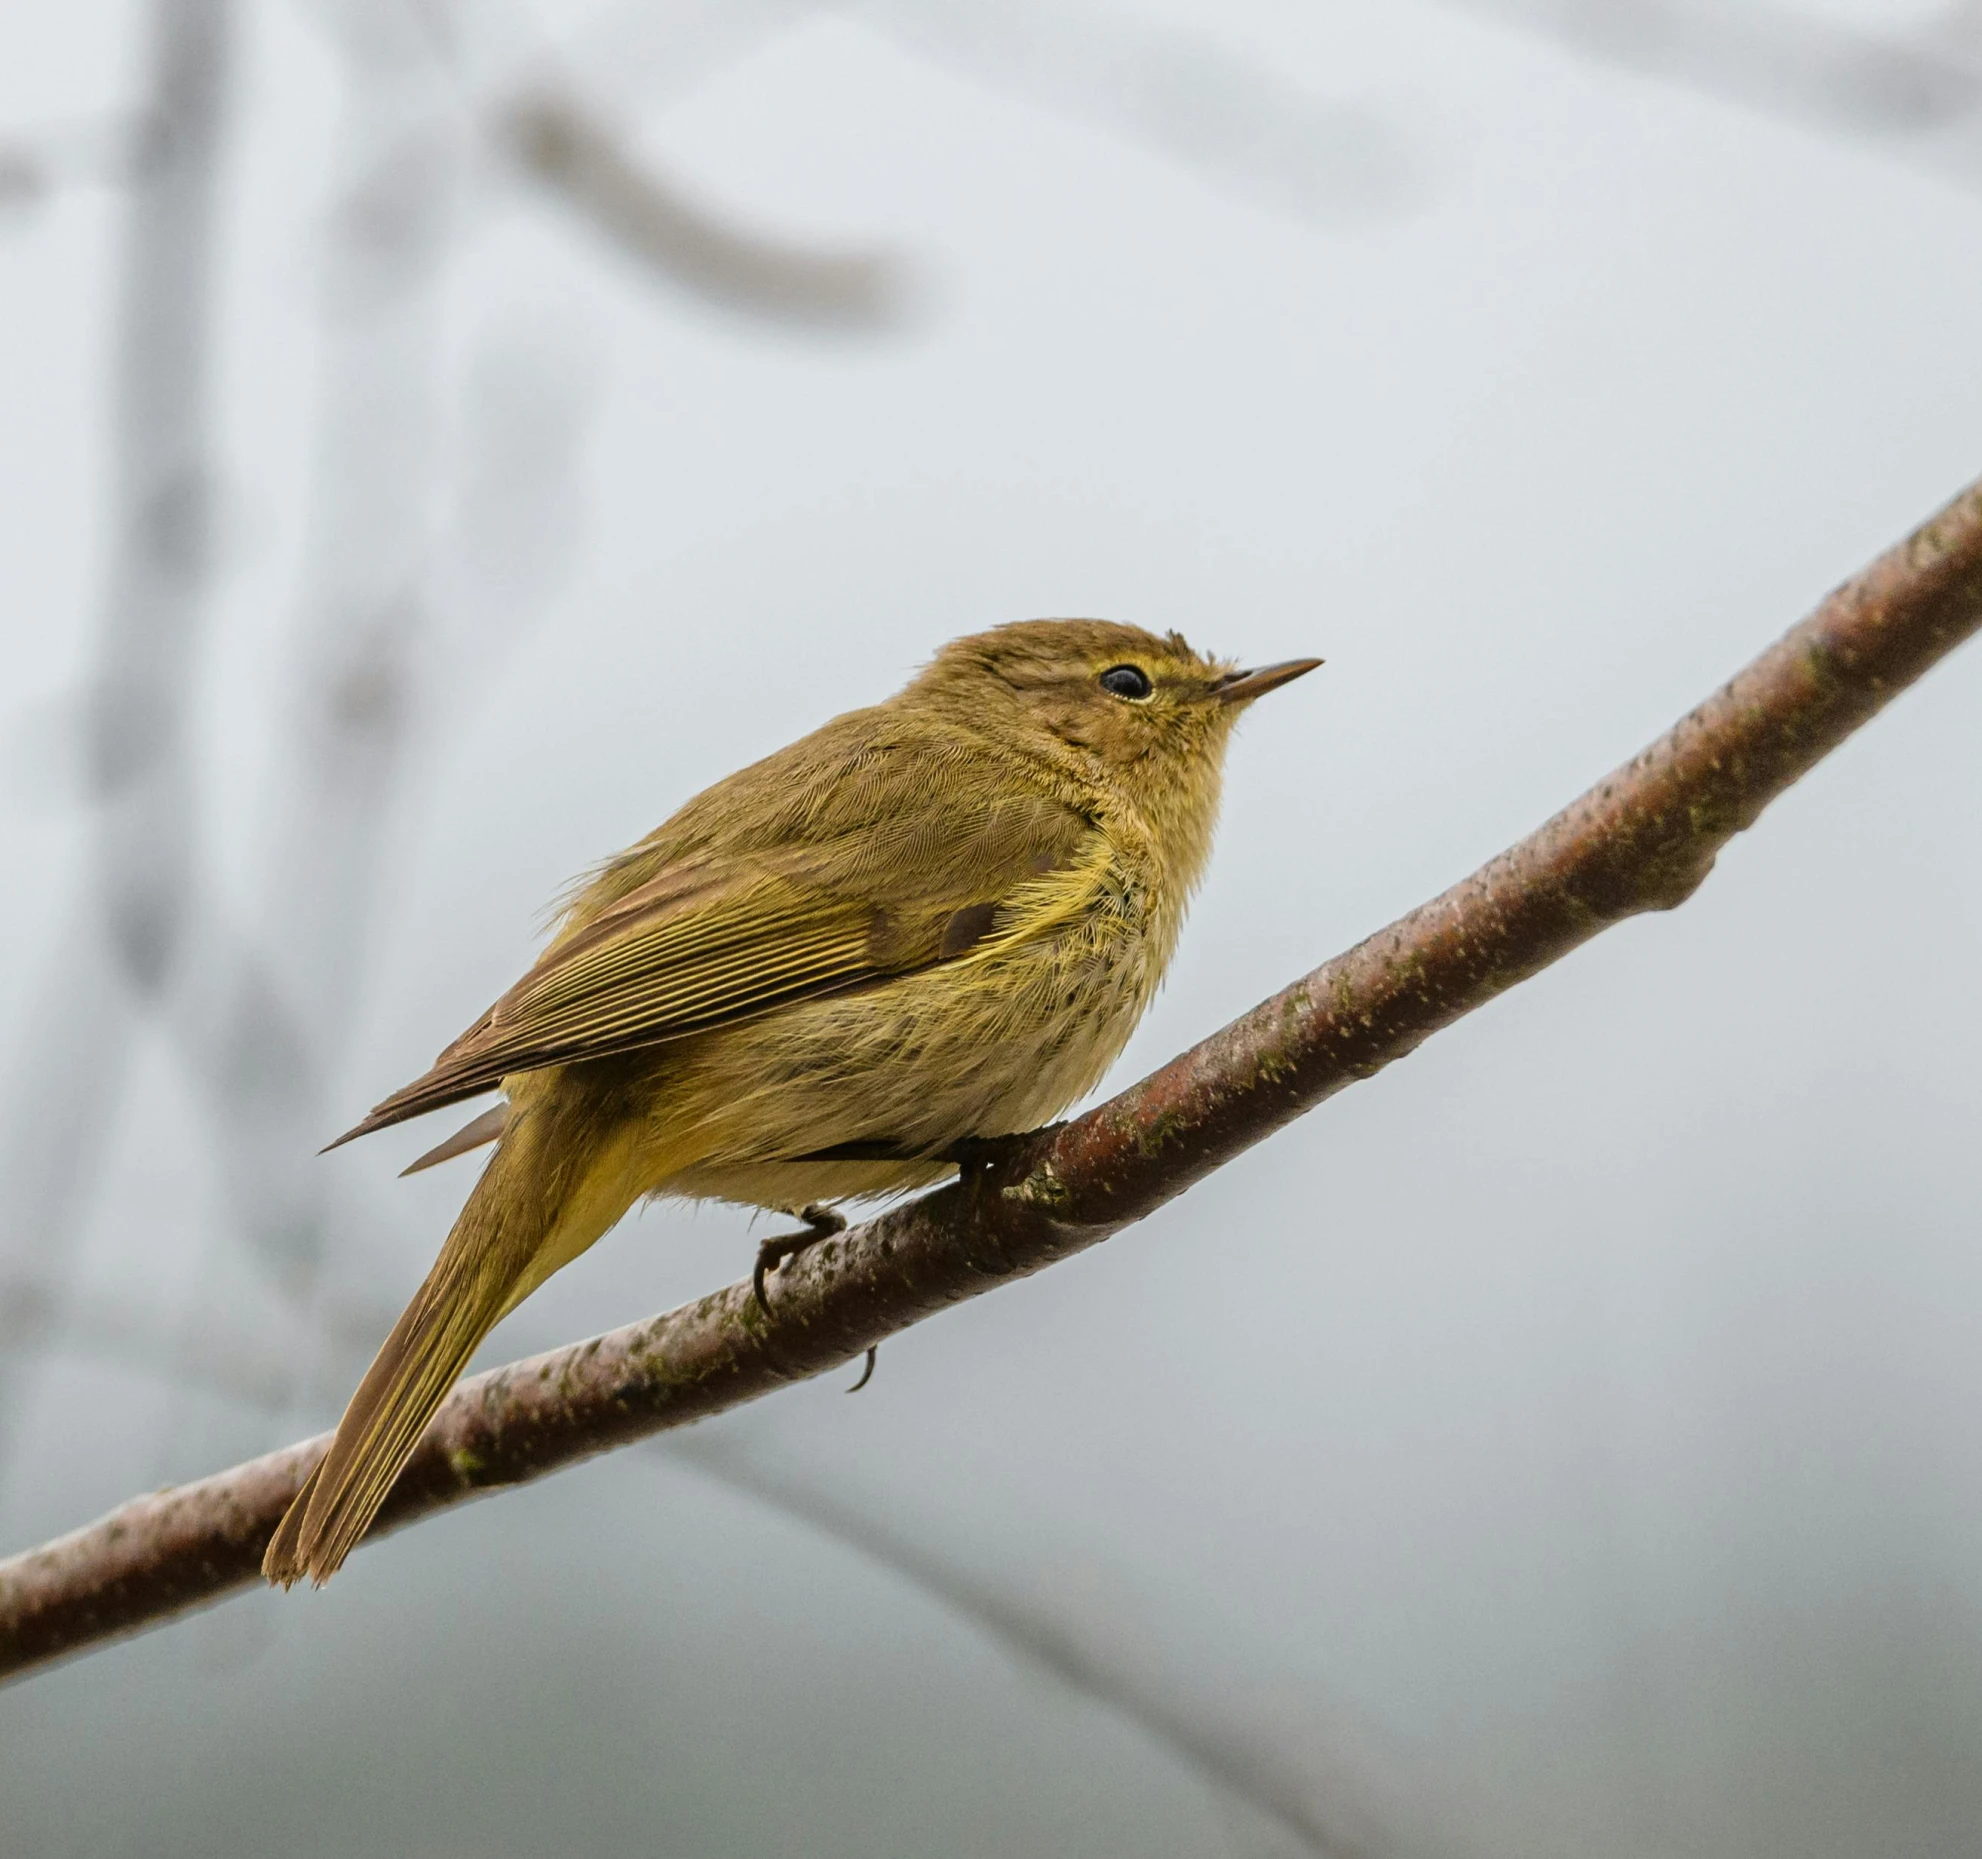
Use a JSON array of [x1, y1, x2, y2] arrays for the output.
[[264, 619, 1317, 1585]]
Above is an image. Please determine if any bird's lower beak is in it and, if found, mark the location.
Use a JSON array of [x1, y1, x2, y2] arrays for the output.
[[1213, 658, 1323, 704]]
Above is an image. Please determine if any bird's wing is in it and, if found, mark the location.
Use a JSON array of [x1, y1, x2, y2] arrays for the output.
[[331, 749, 1100, 1147]]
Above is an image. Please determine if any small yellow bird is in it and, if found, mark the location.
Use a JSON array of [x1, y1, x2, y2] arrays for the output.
[[264, 619, 1318, 1585]]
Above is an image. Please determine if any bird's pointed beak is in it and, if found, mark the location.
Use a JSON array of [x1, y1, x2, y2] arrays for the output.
[[1213, 657, 1323, 705]]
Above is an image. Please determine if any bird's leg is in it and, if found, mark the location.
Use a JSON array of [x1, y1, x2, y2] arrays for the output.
[[753, 1204, 846, 1315], [752, 1208, 879, 1391], [940, 1133, 1035, 1277]]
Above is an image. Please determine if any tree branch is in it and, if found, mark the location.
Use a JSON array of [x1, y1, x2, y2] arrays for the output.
[[501, 90, 913, 330], [5, 472, 1981, 1683]]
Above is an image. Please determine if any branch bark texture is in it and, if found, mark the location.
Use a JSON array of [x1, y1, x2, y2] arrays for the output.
[[5, 475, 1982, 1682]]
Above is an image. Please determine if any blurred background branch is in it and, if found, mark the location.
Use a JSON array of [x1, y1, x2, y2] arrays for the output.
[[501, 88, 914, 328], [848, 0, 1426, 225], [1441, 0, 1982, 194], [661, 1434, 1476, 1859], [0, 0, 238, 1446]]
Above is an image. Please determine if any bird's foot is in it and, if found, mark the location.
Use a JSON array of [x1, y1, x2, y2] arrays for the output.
[[942, 1132, 1037, 1210], [752, 1204, 846, 1315], [847, 1346, 878, 1394]]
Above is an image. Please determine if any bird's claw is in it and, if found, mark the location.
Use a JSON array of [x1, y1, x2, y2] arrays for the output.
[[752, 1204, 845, 1316]]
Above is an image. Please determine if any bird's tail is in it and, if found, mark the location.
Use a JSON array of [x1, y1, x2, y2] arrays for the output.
[[264, 1094, 641, 1587]]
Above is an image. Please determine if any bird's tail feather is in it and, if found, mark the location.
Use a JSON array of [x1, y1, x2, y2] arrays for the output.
[[265, 1101, 640, 1586], [262, 1262, 511, 1585]]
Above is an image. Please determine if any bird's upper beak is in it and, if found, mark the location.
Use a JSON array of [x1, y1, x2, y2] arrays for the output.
[[1212, 658, 1323, 704]]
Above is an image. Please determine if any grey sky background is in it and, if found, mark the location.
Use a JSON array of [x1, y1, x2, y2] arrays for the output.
[[2, 2, 1981, 1855]]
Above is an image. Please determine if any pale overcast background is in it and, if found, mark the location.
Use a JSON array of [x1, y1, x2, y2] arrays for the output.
[[3, 2, 1981, 1855]]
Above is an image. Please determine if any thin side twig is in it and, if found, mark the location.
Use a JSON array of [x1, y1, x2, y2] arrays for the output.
[[3, 472, 1980, 1682], [501, 90, 912, 329]]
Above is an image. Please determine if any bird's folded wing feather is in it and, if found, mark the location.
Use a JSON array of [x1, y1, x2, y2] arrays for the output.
[[330, 731, 1102, 1147]]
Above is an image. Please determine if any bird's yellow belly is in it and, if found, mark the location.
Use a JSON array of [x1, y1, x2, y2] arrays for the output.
[[643, 916, 1163, 1214]]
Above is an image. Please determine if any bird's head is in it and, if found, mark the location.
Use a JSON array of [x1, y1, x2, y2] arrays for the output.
[[902, 619, 1319, 885], [909, 616, 1317, 789]]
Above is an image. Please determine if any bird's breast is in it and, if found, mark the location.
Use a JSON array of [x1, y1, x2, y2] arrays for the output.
[[644, 842, 1176, 1210]]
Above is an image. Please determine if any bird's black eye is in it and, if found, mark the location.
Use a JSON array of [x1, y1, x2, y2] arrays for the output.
[[1099, 664, 1153, 700]]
